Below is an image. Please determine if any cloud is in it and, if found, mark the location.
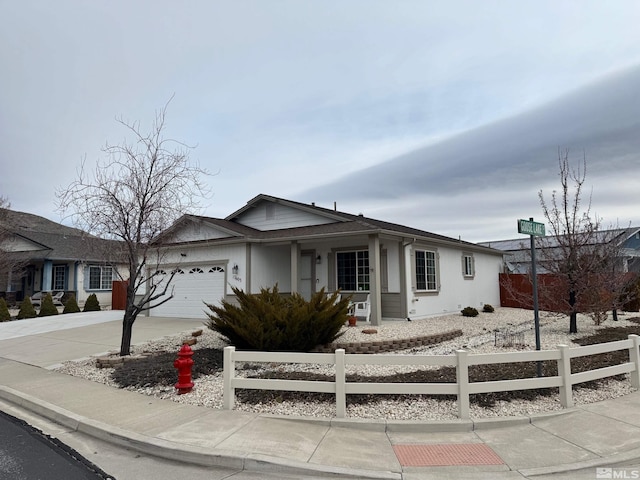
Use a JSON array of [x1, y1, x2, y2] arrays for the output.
[[295, 65, 640, 240]]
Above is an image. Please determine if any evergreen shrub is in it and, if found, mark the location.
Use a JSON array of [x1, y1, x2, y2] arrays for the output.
[[83, 293, 101, 312], [461, 306, 479, 317], [482, 304, 495, 313], [17, 297, 37, 319], [0, 298, 11, 322], [63, 294, 81, 314], [206, 286, 350, 351], [38, 293, 59, 317]]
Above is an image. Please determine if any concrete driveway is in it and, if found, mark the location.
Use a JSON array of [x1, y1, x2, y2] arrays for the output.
[[0, 312, 207, 368]]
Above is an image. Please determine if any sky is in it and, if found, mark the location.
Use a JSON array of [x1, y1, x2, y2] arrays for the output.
[[1, 0, 639, 243]]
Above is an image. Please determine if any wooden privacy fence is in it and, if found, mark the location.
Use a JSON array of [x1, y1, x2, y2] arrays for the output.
[[223, 335, 640, 419]]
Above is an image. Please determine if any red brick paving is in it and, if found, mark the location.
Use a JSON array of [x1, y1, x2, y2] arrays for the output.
[[393, 443, 505, 467]]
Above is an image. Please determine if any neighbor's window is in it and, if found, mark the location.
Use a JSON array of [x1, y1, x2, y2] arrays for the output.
[[415, 249, 438, 291], [53, 265, 66, 290], [88, 266, 113, 290], [336, 250, 369, 291], [462, 254, 475, 277]]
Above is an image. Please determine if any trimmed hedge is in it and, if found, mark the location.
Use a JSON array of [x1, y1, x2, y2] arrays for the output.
[[83, 293, 101, 312], [63, 294, 81, 314], [38, 293, 59, 317], [461, 306, 479, 317], [0, 298, 10, 322], [17, 297, 37, 319]]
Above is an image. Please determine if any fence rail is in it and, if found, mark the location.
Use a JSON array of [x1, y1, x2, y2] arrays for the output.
[[223, 334, 640, 419]]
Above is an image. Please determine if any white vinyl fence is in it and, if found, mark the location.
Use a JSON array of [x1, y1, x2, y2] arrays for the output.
[[223, 334, 640, 419]]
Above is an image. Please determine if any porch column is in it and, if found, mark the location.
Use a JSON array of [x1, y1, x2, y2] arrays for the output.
[[369, 234, 382, 326], [290, 241, 299, 294], [42, 260, 53, 291]]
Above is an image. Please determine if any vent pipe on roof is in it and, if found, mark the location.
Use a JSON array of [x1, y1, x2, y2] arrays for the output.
[[311, 202, 315, 206], [334, 201, 337, 211]]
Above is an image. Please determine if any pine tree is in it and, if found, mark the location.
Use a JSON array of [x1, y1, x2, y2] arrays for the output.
[[63, 294, 81, 314], [83, 293, 101, 312], [17, 297, 37, 319], [39, 293, 59, 317], [0, 298, 11, 322]]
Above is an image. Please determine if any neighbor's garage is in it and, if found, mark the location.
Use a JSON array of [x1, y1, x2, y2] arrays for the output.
[[150, 265, 226, 318]]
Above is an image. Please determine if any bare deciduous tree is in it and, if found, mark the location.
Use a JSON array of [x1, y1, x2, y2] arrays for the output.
[[537, 148, 634, 333], [57, 100, 211, 355]]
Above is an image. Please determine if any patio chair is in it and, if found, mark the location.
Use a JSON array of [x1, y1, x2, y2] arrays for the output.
[[30, 292, 43, 307], [51, 291, 64, 306], [353, 294, 371, 323]]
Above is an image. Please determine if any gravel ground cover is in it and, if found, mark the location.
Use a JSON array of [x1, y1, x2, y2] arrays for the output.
[[55, 307, 640, 420]]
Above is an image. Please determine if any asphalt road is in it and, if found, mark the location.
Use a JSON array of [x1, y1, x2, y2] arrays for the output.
[[0, 410, 114, 480]]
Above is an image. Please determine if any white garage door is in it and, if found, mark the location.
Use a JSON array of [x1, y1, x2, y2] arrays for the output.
[[150, 265, 226, 319]]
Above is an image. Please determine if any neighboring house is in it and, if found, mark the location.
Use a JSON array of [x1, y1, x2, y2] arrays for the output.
[[480, 227, 640, 274], [148, 194, 504, 324], [0, 209, 126, 307]]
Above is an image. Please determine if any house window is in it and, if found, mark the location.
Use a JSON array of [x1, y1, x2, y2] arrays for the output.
[[415, 249, 438, 291], [53, 265, 66, 290], [462, 254, 475, 278], [336, 250, 369, 291], [88, 266, 113, 290]]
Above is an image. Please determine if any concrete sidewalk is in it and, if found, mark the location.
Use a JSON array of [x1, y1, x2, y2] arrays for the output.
[[1, 316, 640, 479]]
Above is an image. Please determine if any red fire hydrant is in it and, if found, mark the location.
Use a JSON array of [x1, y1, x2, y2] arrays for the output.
[[174, 344, 194, 394]]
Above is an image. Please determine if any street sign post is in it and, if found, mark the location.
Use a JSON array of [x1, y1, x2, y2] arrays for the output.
[[518, 217, 545, 377]]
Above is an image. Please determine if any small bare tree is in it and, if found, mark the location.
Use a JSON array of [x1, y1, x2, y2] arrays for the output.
[[0, 196, 28, 302], [57, 99, 211, 355], [537, 148, 633, 333]]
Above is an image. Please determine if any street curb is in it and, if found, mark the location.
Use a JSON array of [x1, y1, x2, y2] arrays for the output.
[[519, 446, 640, 477], [0, 386, 400, 480]]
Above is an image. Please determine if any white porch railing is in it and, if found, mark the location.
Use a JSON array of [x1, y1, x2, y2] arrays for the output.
[[223, 334, 640, 419]]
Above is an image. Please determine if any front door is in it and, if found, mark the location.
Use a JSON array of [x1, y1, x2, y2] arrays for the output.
[[299, 252, 315, 301]]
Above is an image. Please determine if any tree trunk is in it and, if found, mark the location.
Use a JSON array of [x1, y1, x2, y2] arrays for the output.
[[612, 308, 619, 321], [569, 290, 578, 333], [120, 312, 135, 356]]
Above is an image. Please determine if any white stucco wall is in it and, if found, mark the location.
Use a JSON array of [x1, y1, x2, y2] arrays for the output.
[[250, 244, 291, 292], [405, 244, 502, 319]]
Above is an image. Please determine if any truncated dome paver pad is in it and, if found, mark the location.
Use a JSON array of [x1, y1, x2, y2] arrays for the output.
[[393, 444, 505, 467]]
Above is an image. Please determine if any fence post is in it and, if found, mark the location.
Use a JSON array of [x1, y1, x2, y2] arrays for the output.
[[456, 350, 470, 419], [628, 335, 640, 389], [557, 345, 573, 408], [223, 346, 236, 410], [335, 349, 346, 418]]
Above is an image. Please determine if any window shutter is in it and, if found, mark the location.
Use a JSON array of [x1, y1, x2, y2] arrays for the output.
[[410, 249, 416, 292], [64, 265, 69, 290], [328, 252, 335, 291], [381, 249, 388, 293], [83, 266, 89, 290]]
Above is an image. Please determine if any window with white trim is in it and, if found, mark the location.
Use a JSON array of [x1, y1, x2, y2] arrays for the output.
[[53, 265, 66, 290], [88, 266, 113, 290], [336, 250, 369, 291], [462, 254, 475, 278], [415, 249, 438, 291]]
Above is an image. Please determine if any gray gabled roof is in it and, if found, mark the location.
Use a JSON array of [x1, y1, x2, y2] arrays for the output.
[[0, 209, 125, 263], [480, 227, 640, 252], [169, 194, 503, 256]]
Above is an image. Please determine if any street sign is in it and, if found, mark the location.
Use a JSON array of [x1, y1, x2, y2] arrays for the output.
[[517, 219, 545, 236], [516, 217, 544, 377]]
